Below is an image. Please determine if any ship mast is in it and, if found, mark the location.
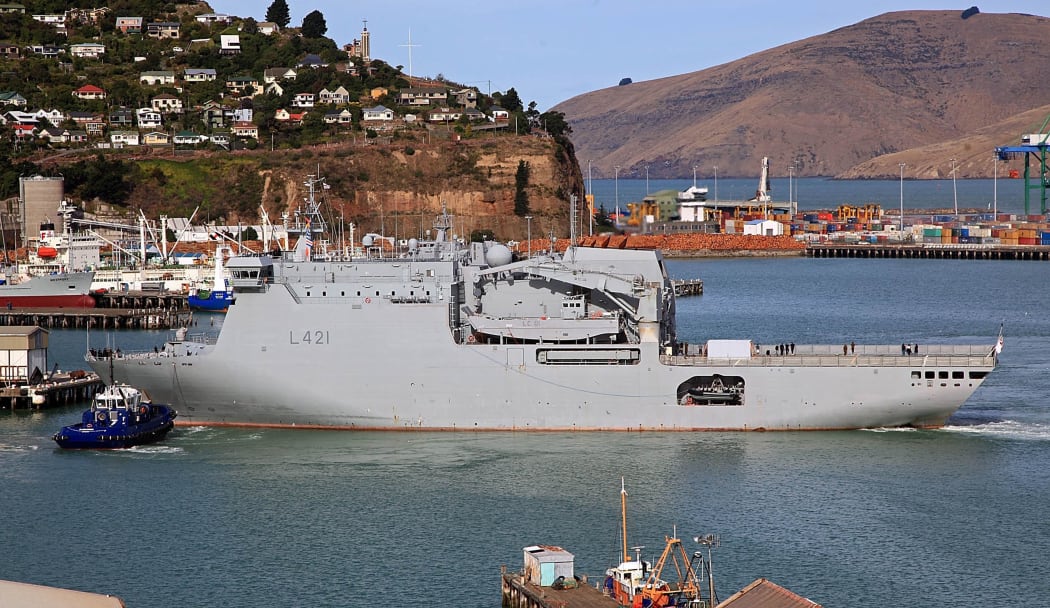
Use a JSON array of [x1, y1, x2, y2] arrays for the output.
[[620, 476, 629, 564]]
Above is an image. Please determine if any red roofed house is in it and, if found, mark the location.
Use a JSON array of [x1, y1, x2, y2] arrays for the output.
[[73, 84, 106, 100]]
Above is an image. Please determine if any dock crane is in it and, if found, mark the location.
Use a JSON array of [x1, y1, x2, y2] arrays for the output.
[[995, 113, 1050, 215]]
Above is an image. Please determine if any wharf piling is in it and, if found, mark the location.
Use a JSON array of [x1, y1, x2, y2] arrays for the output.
[[806, 243, 1050, 260], [502, 569, 615, 608], [95, 291, 188, 310], [672, 278, 704, 296], [0, 372, 104, 410], [0, 307, 190, 329]]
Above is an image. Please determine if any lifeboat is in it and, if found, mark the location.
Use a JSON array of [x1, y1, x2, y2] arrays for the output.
[[37, 246, 58, 259]]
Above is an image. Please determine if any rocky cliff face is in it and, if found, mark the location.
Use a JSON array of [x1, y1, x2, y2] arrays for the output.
[[125, 136, 583, 241], [555, 10, 1050, 179]]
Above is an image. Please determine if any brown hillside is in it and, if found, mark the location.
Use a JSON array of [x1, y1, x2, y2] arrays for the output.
[[556, 10, 1050, 179], [838, 103, 1050, 178]]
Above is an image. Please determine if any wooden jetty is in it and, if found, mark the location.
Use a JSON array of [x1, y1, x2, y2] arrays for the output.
[[95, 290, 189, 310], [0, 307, 190, 329], [672, 278, 704, 296], [502, 570, 615, 608], [806, 243, 1050, 260], [0, 371, 103, 410]]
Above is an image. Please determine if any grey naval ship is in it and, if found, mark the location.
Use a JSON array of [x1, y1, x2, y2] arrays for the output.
[[88, 177, 999, 431]]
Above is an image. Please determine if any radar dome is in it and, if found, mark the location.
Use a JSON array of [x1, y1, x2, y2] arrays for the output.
[[484, 244, 513, 267], [362, 235, 374, 247], [408, 238, 419, 251]]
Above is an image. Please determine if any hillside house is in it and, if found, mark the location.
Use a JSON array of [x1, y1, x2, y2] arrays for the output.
[[263, 67, 296, 83], [209, 133, 230, 146], [143, 131, 170, 145], [145, 22, 180, 39], [362, 105, 394, 122], [136, 108, 162, 128], [33, 108, 65, 126], [69, 43, 105, 58], [110, 131, 139, 146], [225, 75, 260, 96], [195, 13, 232, 25], [83, 118, 104, 135], [264, 82, 284, 96], [151, 93, 182, 114], [231, 121, 258, 139], [28, 45, 61, 58], [298, 54, 326, 69], [275, 109, 307, 124], [319, 86, 350, 105], [451, 88, 478, 107], [139, 70, 176, 86], [219, 35, 240, 55], [115, 16, 142, 34], [0, 4, 25, 14], [0, 91, 26, 106], [0, 44, 19, 58], [490, 105, 509, 121], [323, 109, 353, 125], [397, 87, 448, 106], [31, 14, 65, 35], [72, 84, 106, 100], [256, 22, 279, 35], [292, 93, 315, 108], [184, 68, 217, 82], [38, 127, 68, 143], [109, 108, 133, 126], [427, 107, 461, 123], [173, 131, 206, 145]]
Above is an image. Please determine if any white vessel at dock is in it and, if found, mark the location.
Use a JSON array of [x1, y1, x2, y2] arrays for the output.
[[87, 176, 999, 431]]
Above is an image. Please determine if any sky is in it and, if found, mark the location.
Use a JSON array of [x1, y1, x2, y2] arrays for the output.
[[210, 1, 1048, 111]]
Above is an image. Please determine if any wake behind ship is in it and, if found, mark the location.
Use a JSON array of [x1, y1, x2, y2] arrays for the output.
[[87, 178, 998, 431]]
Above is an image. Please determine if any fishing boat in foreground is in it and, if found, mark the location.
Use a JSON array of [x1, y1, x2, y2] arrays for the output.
[[52, 384, 177, 449]]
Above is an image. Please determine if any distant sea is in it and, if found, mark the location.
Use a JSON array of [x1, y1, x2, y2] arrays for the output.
[[1, 201, 1049, 606], [586, 177, 1045, 217]]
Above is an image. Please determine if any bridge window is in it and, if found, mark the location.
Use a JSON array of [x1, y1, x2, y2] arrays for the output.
[[969, 371, 989, 379], [938, 371, 949, 379], [952, 371, 964, 379]]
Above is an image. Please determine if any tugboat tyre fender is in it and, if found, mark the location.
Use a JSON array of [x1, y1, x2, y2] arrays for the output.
[[139, 406, 148, 415], [467, 335, 475, 343], [96, 411, 107, 423]]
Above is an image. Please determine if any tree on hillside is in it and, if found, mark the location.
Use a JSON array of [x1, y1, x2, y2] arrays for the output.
[[266, 0, 291, 28], [301, 10, 327, 38], [241, 17, 258, 34], [494, 88, 523, 112], [514, 160, 530, 216], [539, 110, 571, 137]]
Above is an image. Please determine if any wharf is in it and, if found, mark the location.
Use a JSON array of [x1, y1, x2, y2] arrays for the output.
[[0, 307, 190, 329], [671, 278, 704, 296], [807, 243, 1050, 260], [502, 570, 616, 608], [95, 290, 189, 310], [0, 371, 103, 410]]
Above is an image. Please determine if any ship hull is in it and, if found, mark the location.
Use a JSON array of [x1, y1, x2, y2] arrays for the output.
[[91, 290, 994, 431], [0, 272, 96, 308], [187, 290, 233, 311]]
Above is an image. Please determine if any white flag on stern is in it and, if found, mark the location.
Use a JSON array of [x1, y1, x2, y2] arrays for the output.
[[994, 324, 1004, 355]]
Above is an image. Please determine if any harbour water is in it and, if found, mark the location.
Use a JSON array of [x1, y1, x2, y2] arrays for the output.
[[2, 258, 1049, 607]]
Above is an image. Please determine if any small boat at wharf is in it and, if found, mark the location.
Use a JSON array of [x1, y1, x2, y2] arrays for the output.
[[52, 384, 177, 449], [604, 478, 716, 608]]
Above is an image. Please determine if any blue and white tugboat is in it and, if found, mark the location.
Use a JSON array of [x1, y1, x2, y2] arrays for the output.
[[52, 384, 177, 449]]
